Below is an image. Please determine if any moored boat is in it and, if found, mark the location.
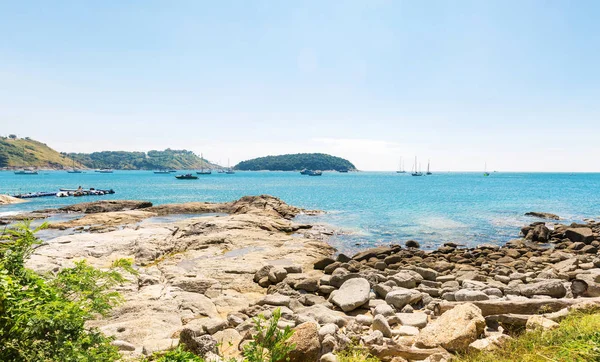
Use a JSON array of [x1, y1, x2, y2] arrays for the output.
[[308, 170, 323, 176], [154, 170, 170, 174], [411, 156, 423, 176], [176, 174, 198, 180], [14, 169, 38, 175], [95, 169, 114, 173]]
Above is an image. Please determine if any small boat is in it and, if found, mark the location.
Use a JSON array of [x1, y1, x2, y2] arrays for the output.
[[411, 157, 423, 176], [197, 153, 212, 175], [67, 157, 83, 173], [300, 169, 311, 175], [396, 157, 406, 173], [483, 162, 490, 177], [154, 170, 170, 174], [176, 174, 198, 180], [169, 170, 177, 173], [224, 159, 235, 174], [338, 169, 349, 173], [14, 169, 38, 175], [426, 160, 432, 175], [95, 169, 114, 173], [308, 170, 323, 176]]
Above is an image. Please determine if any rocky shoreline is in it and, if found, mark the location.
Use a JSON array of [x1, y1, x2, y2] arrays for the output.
[[10, 197, 600, 361]]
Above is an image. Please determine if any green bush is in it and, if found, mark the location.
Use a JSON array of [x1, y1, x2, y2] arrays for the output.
[[0, 222, 135, 362], [242, 308, 295, 362]]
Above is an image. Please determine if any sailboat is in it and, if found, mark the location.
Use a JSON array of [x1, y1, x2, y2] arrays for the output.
[[196, 153, 212, 175], [411, 156, 423, 176], [67, 156, 83, 173], [483, 162, 490, 177], [426, 159, 432, 175], [14, 146, 39, 174], [396, 157, 406, 173], [225, 159, 235, 174]]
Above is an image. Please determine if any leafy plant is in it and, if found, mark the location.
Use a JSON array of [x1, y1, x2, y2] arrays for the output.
[[242, 308, 295, 362], [0, 222, 135, 361]]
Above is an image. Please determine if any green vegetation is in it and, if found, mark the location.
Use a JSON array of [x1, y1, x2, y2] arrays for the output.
[[242, 308, 295, 362], [146, 308, 294, 362], [456, 310, 600, 362], [0, 136, 80, 169], [0, 222, 138, 361], [234, 153, 356, 171], [69, 149, 219, 170], [336, 345, 380, 362]]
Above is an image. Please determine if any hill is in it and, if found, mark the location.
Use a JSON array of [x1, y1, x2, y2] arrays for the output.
[[234, 153, 356, 171], [0, 137, 82, 169], [69, 149, 219, 170]]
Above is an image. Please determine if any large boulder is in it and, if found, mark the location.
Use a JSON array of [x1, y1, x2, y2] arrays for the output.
[[286, 322, 320, 362], [519, 280, 567, 298], [331, 278, 371, 312], [565, 228, 594, 244], [415, 303, 485, 352]]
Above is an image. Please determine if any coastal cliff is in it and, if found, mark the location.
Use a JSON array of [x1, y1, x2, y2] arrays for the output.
[[8, 197, 600, 361]]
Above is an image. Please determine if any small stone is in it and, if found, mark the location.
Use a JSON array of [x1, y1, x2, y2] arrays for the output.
[[372, 314, 393, 338]]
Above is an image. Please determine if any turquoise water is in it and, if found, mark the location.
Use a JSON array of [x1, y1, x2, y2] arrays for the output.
[[1, 171, 599, 254]]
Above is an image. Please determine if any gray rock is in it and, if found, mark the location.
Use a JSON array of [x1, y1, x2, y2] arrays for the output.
[[318, 323, 338, 339], [362, 330, 384, 345], [320, 352, 338, 362], [314, 257, 336, 270], [385, 288, 422, 309], [283, 265, 303, 274], [254, 265, 274, 283], [268, 267, 288, 283], [519, 280, 567, 298], [374, 303, 395, 317], [565, 228, 594, 244], [415, 267, 438, 281], [389, 271, 418, 288], [356, 314, 373, 325], [393, 325, 420, 336], [179, 332, 217, 357], [294, 277, 320, 292], [455, 290, 490, 302], [111, 340, 136, 351], [396, 312, 428, 328], [372, 314, 392, 338], [331, 278, 371, 312], [257, 294, 291, 307]]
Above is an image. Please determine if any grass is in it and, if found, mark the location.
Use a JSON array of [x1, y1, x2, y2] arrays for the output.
[[457, 311, 600, 362], [336, 345, 380, 362]]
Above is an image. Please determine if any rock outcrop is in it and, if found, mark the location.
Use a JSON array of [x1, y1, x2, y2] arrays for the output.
[[0, 194, 26, 205]]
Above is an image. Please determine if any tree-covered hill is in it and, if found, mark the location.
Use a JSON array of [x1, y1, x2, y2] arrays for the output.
[[234, 153, 356, 171], [69, 149, 219, 170]]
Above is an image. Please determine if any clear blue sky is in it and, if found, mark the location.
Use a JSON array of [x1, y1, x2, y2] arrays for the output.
[[1, 1, 599, 171]]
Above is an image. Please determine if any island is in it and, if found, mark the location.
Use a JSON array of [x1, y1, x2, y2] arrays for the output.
[[234, 153, 356, 172]]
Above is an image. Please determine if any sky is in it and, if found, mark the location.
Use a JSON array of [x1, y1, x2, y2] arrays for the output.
[[1, 1, 599, 171]]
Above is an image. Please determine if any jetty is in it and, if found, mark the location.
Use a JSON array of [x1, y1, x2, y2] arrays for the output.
[[12, 188, 115, 199]]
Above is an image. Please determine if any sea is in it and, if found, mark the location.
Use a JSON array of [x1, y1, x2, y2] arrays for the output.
[[1, 171, 599, 254]]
